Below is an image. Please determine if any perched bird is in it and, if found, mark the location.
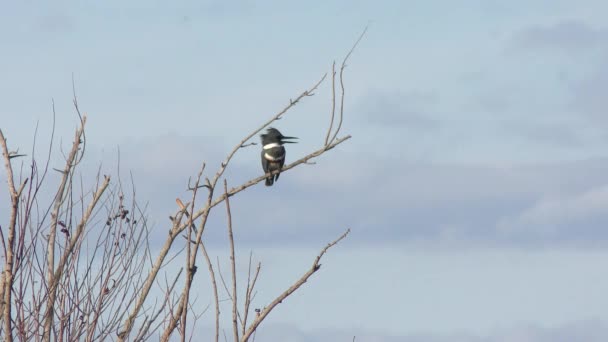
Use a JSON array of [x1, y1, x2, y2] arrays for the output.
[[260, 127, 297, 186]]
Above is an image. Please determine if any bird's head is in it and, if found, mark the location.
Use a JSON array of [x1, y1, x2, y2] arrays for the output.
[[260, 127, 298, 146]]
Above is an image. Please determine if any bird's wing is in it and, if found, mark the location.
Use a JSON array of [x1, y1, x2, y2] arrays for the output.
[[261, 151, 270, 173], [275, 149, 286, 181]]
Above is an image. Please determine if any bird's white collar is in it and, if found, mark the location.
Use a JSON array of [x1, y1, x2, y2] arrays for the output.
[[263, 143, 280, 150], [264, 153, 284, 161]]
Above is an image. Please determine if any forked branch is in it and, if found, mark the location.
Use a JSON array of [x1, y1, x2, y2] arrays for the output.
[[240, 229, 351, 342], [326, 25, 368, 145]]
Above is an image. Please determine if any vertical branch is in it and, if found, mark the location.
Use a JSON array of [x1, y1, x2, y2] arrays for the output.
[[324, 61, 337, 145], [242, 256, 261, 338], [13, 125, 48, 340], [200, 241, 220, 342], [44, 114, 87, 340], [181, 217, 193, 341], [331, 61, 346, 143], [0, 227, 7, 328], [178, 166, 205, 342], [0, 130, 28, 342], [241, 253, 253, 337], [160, 165, 212, 341], [216, 258, 243, 325], [329, 25, 368, 144], [224, 180, 239, 342]]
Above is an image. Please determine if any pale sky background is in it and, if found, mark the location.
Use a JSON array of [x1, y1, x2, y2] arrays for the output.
[[2, 1, 608, 341]]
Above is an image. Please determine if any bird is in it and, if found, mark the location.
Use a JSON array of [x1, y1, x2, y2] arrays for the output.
[[260, 127, 297, 186]]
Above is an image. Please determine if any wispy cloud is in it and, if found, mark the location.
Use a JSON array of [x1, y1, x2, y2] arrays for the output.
[[497, 184, 608, 244], [500, 121, 584, 147], [510, 20, 607, 53], [357, 89, 440, 129], [568, 60, 608, 127], [35, 13, 74, 33]]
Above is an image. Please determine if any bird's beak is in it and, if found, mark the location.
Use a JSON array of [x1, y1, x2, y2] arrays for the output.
[[282, 136, 298, 143]]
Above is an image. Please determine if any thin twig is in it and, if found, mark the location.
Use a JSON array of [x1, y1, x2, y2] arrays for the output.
[[242, 252, 253, 337], [200, 241, 220, 342], [330, 25, 368, 144], [324, 61, 337, 146], [242, 259, 261, 337], [241, 229, 351, 341], [225, 180, 239, 342], [160, 164, 208, 341], [43, 114, 87, 340]]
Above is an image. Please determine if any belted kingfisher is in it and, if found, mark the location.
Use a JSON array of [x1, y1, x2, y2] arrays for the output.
[[260, 127, 297, 186]]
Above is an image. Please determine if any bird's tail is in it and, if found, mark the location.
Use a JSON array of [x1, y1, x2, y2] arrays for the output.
[[265, 176, 274, 186]]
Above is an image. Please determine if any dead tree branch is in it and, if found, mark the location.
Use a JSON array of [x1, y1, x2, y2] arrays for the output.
[[241, 252, 260, 338], [0, 129, 29, 342], [200, 241, 220, 342], [329, 25, 367, 144], [224, 180, 239, 342], [43, 113, 87, 340], [241, 229, 351, 341]]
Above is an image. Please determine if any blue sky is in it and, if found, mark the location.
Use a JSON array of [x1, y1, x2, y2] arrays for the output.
[[2, 1, 608, 341]]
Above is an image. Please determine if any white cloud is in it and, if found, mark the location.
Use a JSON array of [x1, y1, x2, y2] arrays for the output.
[[497, 185, 608, 240]]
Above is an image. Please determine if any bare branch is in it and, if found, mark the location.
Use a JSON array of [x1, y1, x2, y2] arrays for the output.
[[242, 255, 261, 337], [224, 180, 239, 342], [329, 25, 368, 144], [45, 174, 111, 339], [324, 61, 337, 146], [134, 268, 183, 341], [159, 164, 208, 341], [43, 113, 87, 340], [241, 229, 351, 341], [207, 73, 327, 197], [0, 129, 24, 342], [200, 241, 220, 342], [182, 135, 351, 236]]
